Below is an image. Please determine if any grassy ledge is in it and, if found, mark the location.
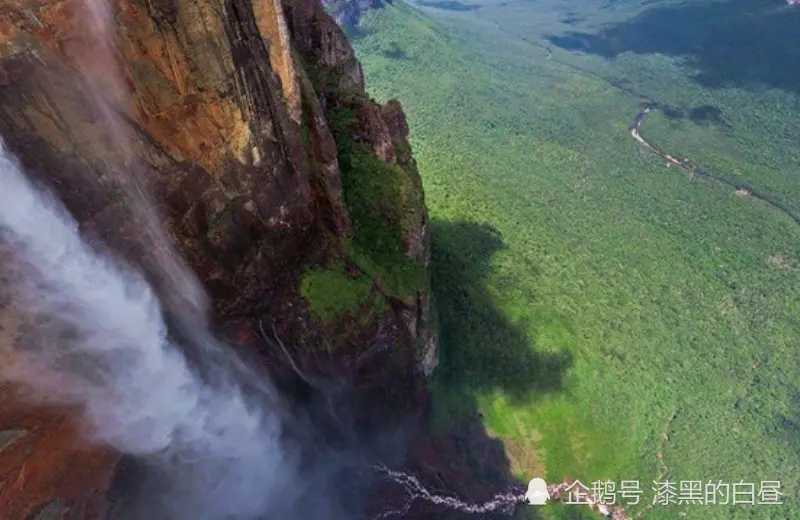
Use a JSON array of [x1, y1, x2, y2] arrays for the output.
[[300, 265, 378, 322]]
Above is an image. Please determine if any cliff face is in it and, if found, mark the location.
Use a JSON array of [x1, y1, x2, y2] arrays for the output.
[[0, 0, 435, 517]]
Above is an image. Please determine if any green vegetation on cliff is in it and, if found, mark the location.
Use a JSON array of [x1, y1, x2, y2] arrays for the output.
[[300, 266, 377, 322], [297, 62, 426, 325], [328, 105, 426, 301], [350, 1, 800, 518]]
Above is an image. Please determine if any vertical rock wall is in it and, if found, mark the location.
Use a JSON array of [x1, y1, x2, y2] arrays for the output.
[[0, 0, 436, 516]]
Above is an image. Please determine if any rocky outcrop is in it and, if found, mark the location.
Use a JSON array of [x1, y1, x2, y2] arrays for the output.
[[0, 0, 435, 517], [321, 0, 391, 28]]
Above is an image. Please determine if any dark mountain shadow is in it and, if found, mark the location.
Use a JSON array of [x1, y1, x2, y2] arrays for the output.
[[430, 220, 572, 406], [660, 105, 684, 120], [546, 0, 800, 96], [689, 104, 729, 127], [344, 23, 376, 39], [774, 390, 800, 457], [654, 103, 729, 128], [382, 42, 409, 60], [416, 0, 482, 11], [384, 220, 571, 520]]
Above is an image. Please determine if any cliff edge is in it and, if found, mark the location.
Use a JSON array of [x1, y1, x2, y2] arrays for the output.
[[0, 0, 436, 517], [320, 0, 391, 28]]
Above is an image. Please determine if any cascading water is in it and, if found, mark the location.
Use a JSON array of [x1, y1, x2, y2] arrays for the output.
[[0, 142, 304, 520], [0, 0, 347, 516]]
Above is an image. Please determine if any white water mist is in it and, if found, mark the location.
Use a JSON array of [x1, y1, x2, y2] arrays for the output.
[[81, 0, 213, 327], [0, 143, 300, 519]]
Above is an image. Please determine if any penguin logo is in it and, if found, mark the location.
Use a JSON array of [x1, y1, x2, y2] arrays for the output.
[[525, 477, 550, 505]]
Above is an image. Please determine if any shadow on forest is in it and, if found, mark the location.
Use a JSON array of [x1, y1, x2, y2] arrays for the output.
[[393, 220, 572, 520], [546, 0, 800, 96], [381, 42, 409, 60], [429, 220, 572, 407], [774, 390, 800, 458], [660, 103, 730, 128]]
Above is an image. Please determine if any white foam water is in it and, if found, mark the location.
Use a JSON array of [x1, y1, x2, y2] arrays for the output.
[[0, 142, 299, 519], [0, 1, 310, 517]]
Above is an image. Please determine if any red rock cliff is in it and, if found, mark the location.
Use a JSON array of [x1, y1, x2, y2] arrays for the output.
[[0, 0, 436, 517]]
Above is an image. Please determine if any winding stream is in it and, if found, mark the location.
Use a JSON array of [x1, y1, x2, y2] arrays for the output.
[[629, 105, 800, 227]]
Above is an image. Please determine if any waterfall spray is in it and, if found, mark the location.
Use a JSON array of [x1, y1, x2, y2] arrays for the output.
[[79, 0, 214, 325], [0, 142, 301, 520], [0, 2, 323, 518]]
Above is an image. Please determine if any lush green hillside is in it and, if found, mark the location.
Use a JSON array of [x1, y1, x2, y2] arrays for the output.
[[349, 1, 800, 518]]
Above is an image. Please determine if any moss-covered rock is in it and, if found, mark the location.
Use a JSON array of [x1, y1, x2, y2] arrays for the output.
[[300, 264, 384, 322], [291, 51, 434, 374], [329, 105, 426, 296]]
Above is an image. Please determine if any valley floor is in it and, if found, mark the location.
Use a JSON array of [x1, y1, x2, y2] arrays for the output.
[[349, 1, 800, 519]]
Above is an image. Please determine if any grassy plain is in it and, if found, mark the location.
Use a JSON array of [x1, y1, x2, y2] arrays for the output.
[[348, 1, 800, 518]]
